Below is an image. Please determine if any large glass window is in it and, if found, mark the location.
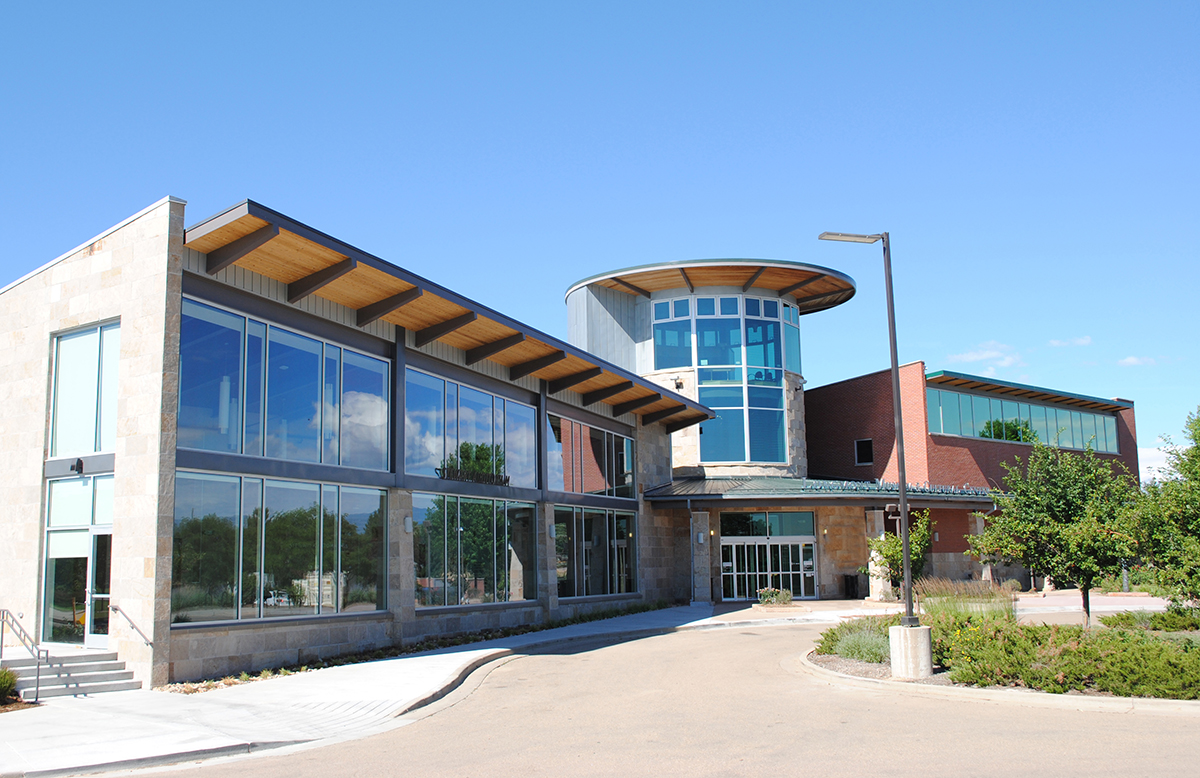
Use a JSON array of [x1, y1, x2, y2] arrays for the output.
[[172, 472, 386, 624], [413, 493, 536, 607], [926, 387, 1119, 453], [546, 415, 636, 498], [51, 323, 120, 457], [178, 299, 389, 469], [404, 368, 536, 488], [554, 505, 636, 597]]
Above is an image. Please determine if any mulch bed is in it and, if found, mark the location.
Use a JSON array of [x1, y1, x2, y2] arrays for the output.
[[808, 653, 958, 686], [0, 699, 38, 713]]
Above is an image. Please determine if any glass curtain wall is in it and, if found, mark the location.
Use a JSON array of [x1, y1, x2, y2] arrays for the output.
[[404, 368, 537, 488], [171, 472, 386, 623], [653, 295, 793, 464], [546, 415, 635, 498], [926, 387, 1120, 454], [553, 506, 637, 598], [178, 299, 390, 470], [412, 493, 537, 607]]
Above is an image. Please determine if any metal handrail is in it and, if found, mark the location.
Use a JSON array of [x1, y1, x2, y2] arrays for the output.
[[110, 604, 153, 647], [0, 609, 49, 703]]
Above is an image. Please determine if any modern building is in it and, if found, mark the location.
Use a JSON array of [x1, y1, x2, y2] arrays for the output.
[[0, 197, 714, 688], [564, 263, 996, 603], [0, 197, 1135, 693], [805, 363, 1139, 587]]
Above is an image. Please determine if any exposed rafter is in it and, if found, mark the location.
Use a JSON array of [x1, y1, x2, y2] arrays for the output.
[[793, 288, 849, 308], [779, 274, 825, 297], [665, 416, 704, 435], [465, 333, 526, 365], [509, 350, 566, 381], [612, 277, 651, 298], [613, 394, 661, 417], [414, 311, 477, 348], [741, 266, 767, 292], [547, 367, 603, 394], [582, 381, 633, 406], [679, 268, 694, 293], [640, 405, 685, 425], [356, 286, 423, 327], [287, 258, 357, 304], [205, 224, 280, 275]]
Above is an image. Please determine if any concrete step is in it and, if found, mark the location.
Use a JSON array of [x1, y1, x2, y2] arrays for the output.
[[2, 651, 119, 669], [22, 679, 142, 700], [16, 668, 136, 690], [7, 660, 127, 680]]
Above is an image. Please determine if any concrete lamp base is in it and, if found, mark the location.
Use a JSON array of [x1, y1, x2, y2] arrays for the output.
[[889, 625, 933, 679]]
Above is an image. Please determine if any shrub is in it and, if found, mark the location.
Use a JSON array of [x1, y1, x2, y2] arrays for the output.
[[0, 667, 17, 701], [1100, 608, 1200, 632], [916, 578, 1015, 622], [836, 631, 891, 663], [757, 587, 792, 605], [815, 615, 899, 655]]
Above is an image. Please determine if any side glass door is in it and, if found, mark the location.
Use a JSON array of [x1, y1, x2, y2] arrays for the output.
[[85, 531, 112, 649]]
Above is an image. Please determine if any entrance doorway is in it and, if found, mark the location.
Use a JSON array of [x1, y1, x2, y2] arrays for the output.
[[720, 539, 816, 600], [42, 475, 113, 648]]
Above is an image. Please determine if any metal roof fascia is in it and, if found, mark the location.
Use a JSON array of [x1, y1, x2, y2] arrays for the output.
[[925, 370, 1134, 411], [564, 258, 858, 301]]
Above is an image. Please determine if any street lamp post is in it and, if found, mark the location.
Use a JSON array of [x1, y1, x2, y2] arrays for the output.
[[817, 231, 918, 628]]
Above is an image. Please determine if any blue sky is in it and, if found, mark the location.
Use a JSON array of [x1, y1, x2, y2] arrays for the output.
[[2, 1, 1195, 480]]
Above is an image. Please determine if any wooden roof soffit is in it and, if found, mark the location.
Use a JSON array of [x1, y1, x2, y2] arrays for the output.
[[794, 288, 847, 307], [356, 287, 423, 327], [415, 312, 477, 348], [613, 394, 661, 417], [640, 405, 686, 425], [613, 277, 651, 298], [547, 367, 603, 394], [466, 333, 526, 366], [778, 274, 825, 297], [741, 266, 767, 292], [509, 350, 567, 381], [288, 258, 357, 304], [206, 224, 280, 275], [582, 381, 633, 406], [679, 269, 695, 293]]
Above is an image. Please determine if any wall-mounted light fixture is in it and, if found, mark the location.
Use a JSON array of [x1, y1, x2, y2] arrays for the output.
[[403, 516, 413, 533]]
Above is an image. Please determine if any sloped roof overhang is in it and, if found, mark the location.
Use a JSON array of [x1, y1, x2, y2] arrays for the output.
[[926, 371, 1134, 414], [184, 200, 713, 431], [643, 477, 995, 512], [566, 258, 857, 315]]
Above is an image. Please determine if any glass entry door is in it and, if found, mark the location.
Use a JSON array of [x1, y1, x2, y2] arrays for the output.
[[721, 539, 817, 600], [43, 475, 113, 648]]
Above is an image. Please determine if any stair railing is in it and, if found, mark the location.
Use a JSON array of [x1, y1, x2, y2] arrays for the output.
[[110, 604, 153, 647], [0, 609, 49, 703]]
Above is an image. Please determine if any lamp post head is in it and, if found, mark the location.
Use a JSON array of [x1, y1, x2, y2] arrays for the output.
[[818, 231, 884, 244]]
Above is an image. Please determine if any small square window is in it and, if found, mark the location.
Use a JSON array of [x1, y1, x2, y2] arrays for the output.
[[855, 439, 873, 465], [745, 298, 761, 317], [762, 299, 779, 318], [673, 298, 690, 318], [720, 297, 739, 315], [654, 301, 670, 321], [696, 297, 715, 316]]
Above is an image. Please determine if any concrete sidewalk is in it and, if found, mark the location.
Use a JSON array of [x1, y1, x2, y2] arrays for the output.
[[0, 592, 1171, 778]]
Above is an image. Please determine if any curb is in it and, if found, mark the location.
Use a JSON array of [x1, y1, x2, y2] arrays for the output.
[[792, 650, 1200, 717], [0, 740, 308, 778]]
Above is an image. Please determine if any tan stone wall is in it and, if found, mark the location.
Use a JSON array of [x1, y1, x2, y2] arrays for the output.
[[0, 197, 182, 687], [815, 506, 869, 599]]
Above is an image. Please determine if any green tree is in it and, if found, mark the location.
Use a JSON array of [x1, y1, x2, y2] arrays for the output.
[[1137, 407, 1200, 606], [980, 417, 1037, 443], [967, 442, 1138, 625], [865, 509, 933, 591]]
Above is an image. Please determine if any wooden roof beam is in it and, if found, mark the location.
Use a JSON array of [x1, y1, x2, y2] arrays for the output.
[[582, 381, 633, 406], [466, 333, 526, 365], [205, 224, 280, 275], [356, 287, 423, 327], [547, 367, 603, 394], [415, 311, 477, 348], [778, 274, 825, 297], [613, 394, 661, 417], [680, 268, 695, 293], [612, 277, 651, 298], [741, 266, 767, 292], [510, 350, 567, 381], [793, 288, 849, 308], [640, 405, 685, 425], [665, 415, 706, 434], [288, 258, 358, 304]]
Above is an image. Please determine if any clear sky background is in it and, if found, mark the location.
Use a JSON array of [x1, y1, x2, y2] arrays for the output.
[[2, 1, 1195, 481]]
